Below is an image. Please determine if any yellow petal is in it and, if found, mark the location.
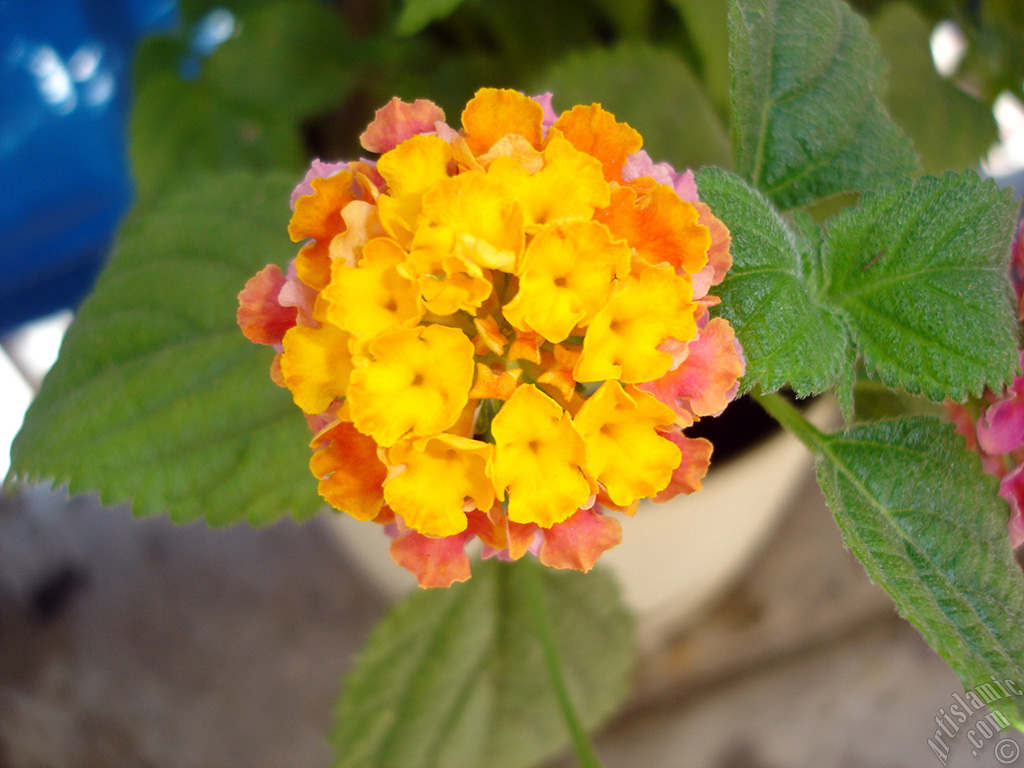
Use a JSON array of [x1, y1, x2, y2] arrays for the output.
[[488, 129, 610, 228], [503, 220, 630, 342], [376, 136, 454, 246], [385, 434, 495, 537], [323, 237, 423, 345], [418, 170, 524, 272], [574, 264, 697, 383], [573, 381, 680, 506], [279, 321, 354, 414], [489, 384, 591, 527], [348, 324, 474, 446]]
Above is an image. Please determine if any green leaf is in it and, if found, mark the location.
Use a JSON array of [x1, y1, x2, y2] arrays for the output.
[[332, 559, 633, 768], [816, 417, 1024, 727], [822, 170, 1019, 401], [697, 167, 849, 396], [130, 72, 303, 202], [395, 0, 471, 35], [728, 0, 918, 210], [9, 171, 318, 526], [203, 0, 358, 121], [665, 0, 732, 113], [872, 3, 999, 175], [535, 44, 732, 172]]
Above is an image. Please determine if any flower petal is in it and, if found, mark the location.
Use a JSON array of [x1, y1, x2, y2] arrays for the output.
[[280, 321, 355, 414], [653, 432, 713, 502], [461, 87, 545, 156], [539, 507, 622, 571], [360, 97, 447, 153], [389, 529, 472, 588], [237, 264, 296, 345], [573, 381, 681, 506], [348, 324, 475, 446], [310, 420, 386, 520], [552, 103, 642, 182], [490, 384, 591, 527]]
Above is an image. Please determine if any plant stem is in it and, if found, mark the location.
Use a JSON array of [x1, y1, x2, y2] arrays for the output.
[[752, 390, 828, 456], [520, 558, 606, 768]]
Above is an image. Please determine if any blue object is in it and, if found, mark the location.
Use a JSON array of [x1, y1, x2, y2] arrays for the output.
[[0, 0, 176, 334]]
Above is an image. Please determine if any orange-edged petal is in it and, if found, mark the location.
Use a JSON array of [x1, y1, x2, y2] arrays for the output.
[[288, 170, 359, 243], [279, 321, 355, 414], [595, 182, 710, 275], [310, 420, 386, 520], [461, 87, 545, 156], [360, 97, 446, 153], [489, 384, 592, 528], [389, 529, 472, 588], [552, 103, 642, 182], [327, 199, 387, 268], [385, 434, 494, 537], [653, 432, 712, 502], [348, 324, 475, 446], [574, 264, 697, 383], [507, 329, 543, 364], [539, 507, 622, 572], [468, 364, 522, 400], [466, 507, 537, 560], [639, 317, 744, 424], [237, 264, 296, 345], [573, 381, 681, 507], [472, 315, 509, 356], [536, 344, 582, 402]]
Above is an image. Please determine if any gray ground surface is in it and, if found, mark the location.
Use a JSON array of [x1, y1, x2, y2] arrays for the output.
[[0, 474, 1019, 768]]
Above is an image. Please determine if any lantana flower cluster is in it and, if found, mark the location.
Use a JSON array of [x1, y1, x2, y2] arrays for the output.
[[947, 220, 1024, 549], [238, 88, 744, 587]]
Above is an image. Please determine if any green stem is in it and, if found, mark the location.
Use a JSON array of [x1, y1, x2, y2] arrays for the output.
[[752, 391, 828, 456], [520, 558, 606, 768]]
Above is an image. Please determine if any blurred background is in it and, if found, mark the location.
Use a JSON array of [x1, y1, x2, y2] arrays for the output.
[[3, 0, 1024, 765]]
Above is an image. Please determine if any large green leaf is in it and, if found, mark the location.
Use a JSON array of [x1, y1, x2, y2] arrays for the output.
[[130, 71, 303, 202], [823, 170, 1019, 401], [203, 0, 357, 121], [872, 3, 999, 175], [665, 0, 732, 113], [728, 0, 918, 210], [332, 559, 633, 768], [535, 44, 732, 173], [697, 167, 849, 396], [817, 417, 1024, 726], [9, 171, 317, 525], [395, 0, 471, 35]]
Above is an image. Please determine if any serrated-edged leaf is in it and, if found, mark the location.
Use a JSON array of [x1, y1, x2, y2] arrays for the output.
[[535, 44, 731, 173], [697, 166, 849, 396], [9, 171, 318, 525], [823, 170, 1019, 401], [729, 0, 918, 210], [817, 417, 1024, 727], [332, 559, 633, 768], [872, 3, 999, 175], [395, 0, 470, 35]]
